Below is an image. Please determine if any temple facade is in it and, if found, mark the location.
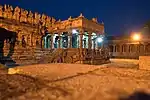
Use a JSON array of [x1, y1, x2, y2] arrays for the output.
[[0, 4, 109, 65]]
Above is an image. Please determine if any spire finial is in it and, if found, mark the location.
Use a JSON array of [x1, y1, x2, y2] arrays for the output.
[[79, 13, 84, 18], [68, 16, 72, 20], [92, 17, 98, 23]]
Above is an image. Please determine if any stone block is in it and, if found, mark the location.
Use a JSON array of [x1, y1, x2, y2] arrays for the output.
[[139, 56, 150, 70]]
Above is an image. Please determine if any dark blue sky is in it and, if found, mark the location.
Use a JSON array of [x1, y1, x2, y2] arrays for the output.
[[1, 0, 150, 36]]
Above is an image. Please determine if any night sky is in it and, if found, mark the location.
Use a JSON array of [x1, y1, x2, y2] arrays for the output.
[[1, 0, 150, 36]]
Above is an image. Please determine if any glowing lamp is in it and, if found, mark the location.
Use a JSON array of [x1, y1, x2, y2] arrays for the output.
[[97, 37, 103, 43], [132, 34, 141, 41]]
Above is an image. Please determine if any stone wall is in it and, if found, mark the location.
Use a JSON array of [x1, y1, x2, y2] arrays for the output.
[[139, 56, 150, 70]]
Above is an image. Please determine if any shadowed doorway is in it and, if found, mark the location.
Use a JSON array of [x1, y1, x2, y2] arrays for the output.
[[0, 28, 17, 65]]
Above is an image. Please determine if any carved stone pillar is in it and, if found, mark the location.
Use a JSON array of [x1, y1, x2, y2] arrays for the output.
[[79, 29, 84, 63], [120, 44, 122, 53], [68, 31, 72, 48], [51, 33, 54, 49], [126, 44, 129, 53], [58, 33, 61, 48], [113, 45, 116, 52], [88, 32, 92, 49], [79, 29, 84, 49], [39, 37, 42, 48]]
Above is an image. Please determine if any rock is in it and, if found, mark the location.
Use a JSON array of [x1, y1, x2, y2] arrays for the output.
[[8, 68, 23, 74]]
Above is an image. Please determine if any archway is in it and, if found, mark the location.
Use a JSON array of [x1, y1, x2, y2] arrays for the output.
[[0, 28, 17, 64]]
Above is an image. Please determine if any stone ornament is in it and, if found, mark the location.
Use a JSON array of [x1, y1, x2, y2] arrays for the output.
[[3, 4, 8, 18], [34, 12, 41, 25], [68, 16, 72, 20], [7, 5, 13, 19], [92, 18, 98, 23], [20, 9, 28, 22], [13, 6, 21, 21], [51, 17, 56, 24], [41, 14, 46, 26], [0, 5, 3, 17], [45, 16, 51, 27], [27, 11, 34, 24], [79, 13, 84, 18]]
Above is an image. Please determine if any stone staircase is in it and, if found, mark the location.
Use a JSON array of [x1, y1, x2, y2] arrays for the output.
[[1, 47, 110, 67], [2, 47, 54, 66]]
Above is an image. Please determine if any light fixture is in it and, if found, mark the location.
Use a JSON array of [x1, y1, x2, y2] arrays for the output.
[[132, 33, 141, 41], [72, 29, 78, 34], [97, 37, 103, 43]]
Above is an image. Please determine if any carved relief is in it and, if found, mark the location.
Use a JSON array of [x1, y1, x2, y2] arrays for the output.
[[20, 9, 28, 22], [13, 6, 20, 21], [0, 5, 3, 17], [27, 11, 34, 24]]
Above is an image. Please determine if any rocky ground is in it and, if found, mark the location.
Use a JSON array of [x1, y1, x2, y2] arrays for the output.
[[0, 59, 150, 100]]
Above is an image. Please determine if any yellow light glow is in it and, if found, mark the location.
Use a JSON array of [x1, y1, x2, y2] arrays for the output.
[[132, 33, 141, 41]]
